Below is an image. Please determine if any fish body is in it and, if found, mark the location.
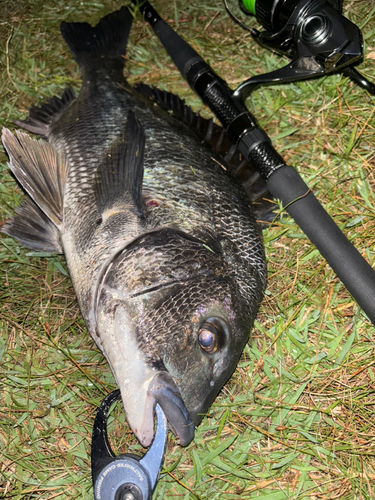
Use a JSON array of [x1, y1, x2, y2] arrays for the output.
[[2, 8, 267, 447]]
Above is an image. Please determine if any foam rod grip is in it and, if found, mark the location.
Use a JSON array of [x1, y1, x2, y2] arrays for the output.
[[267, 165, 375, 325]]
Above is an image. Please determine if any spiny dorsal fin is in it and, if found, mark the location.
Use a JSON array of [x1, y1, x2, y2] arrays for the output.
[[2, 196, 63, 254], [13, 87, 76, 140], [134, 83, 234, 154], [94, 111, 145, 219], [134, 84, 275, 226], [2, 128, 69, 229]]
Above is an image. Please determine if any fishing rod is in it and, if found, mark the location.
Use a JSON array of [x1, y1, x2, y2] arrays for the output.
[[133, 0, 375, 325]]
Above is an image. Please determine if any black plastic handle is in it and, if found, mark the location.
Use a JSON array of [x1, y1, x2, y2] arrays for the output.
[[91, 389, 119, 485], [134, 0, 375, 325], [91, 390, 168, 500], [267, 163, 375, 322]]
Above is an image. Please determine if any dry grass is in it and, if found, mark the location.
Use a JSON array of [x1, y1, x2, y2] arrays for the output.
[[1, 0, 375, 498]]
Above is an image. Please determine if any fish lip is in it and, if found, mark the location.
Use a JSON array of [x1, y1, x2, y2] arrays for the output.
[[148, 371, 195, 446], [95, 296, 195, 448]]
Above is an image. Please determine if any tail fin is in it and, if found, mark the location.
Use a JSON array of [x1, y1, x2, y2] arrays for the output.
[[60, 7, 133, 68]]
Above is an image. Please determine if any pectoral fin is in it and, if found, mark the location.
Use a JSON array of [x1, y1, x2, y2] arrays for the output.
[[94, 111, 145, 219]]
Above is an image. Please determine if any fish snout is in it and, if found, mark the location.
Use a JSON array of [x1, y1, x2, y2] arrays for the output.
[[148, 371, 194, 446], [96, 303, 194, 447]]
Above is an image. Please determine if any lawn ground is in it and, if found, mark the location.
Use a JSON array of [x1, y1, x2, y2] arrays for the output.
[[1, 1, 375, 498]]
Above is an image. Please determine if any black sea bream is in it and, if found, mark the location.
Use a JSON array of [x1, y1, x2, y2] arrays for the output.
[[2, 7, 267, 447]]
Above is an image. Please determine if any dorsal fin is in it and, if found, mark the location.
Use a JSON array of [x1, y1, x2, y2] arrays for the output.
[[13, 87, 76, 140], [134, 83, 236, 156], [134, 84, 275, 226], [94, 111, 145, 220], [2, 196, 63, 254], [2, 128, 69, 229]]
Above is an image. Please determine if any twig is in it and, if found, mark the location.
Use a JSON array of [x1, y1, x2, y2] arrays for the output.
[[6, 28, 21, 92]]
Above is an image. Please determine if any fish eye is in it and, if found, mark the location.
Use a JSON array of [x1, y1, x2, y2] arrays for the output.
[[198, 318, 227, 354]]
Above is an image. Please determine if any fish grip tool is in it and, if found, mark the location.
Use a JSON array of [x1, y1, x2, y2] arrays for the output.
[[91, 390, 167, 500], [133, 0, 375, 325]]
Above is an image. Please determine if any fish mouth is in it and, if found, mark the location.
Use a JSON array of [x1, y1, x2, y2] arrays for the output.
[[115, 368, 194, 448], [95, 302, 194, 448], [147, 371, 194, 446]]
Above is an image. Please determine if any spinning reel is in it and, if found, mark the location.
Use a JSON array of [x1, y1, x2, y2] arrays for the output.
[[226, 0, 375, 97]]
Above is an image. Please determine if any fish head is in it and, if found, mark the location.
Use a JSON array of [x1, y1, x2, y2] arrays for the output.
[[151, 280, 254, 428], [94, 229, 264, 447]]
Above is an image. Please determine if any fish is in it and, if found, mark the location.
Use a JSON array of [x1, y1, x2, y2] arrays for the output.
[[1, 7, 268, 447]]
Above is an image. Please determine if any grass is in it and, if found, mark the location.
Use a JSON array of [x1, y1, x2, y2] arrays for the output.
[[1, 0, 375, 498]]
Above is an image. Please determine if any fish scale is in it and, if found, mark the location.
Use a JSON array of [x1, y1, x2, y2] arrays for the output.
[[2, 6, 268, 448]]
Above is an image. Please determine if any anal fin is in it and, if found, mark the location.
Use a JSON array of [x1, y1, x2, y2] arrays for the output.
[[94, 111, 145, 220], [2, 196, 63, 253], [13, 87, 75, 140]]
